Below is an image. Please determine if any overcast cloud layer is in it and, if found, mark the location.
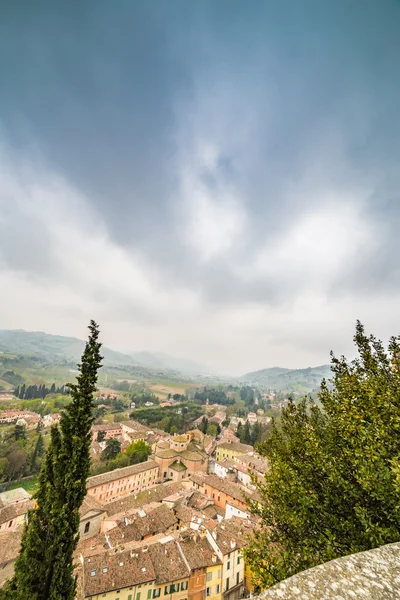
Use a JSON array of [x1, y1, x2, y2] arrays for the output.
[[1, 0, 400, 374]]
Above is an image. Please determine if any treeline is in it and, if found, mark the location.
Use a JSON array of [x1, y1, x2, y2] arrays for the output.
[[91, 440, 151, 475], [14, 383, 69, 400], [131, 403, 203, 434], [0, 423, 46, 483], [198, 416, 221, 438], [19, 395, 72, 416], [236, 420, 272, 446], [193, 387, 235, 406]]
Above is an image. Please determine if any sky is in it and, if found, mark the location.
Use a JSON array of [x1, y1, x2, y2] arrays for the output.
[[0, 0, 400, 375]]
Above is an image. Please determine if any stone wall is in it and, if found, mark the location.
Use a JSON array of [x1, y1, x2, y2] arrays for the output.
[[259, 542, 400, 599]]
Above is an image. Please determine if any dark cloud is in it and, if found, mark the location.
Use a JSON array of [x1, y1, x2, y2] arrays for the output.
[[0, 0, 400, 371]]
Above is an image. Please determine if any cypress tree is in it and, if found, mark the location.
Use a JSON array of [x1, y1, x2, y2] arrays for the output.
[[3, 321, 102, 600]]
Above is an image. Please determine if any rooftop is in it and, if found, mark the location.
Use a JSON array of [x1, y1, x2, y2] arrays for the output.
[[179, 535, 221, 570], [208, 517, 254, 555], [169, 461, 187, 472], [92, 423, 122, 431], [190, 473, 251, 504], [87, 460, 158, 489], [0, 488, 31, 507], [105, 482, 184, 516], [148, 539, 189, 584], [217, 441, 253, 454], [0, 499, 34, 526], [83, 546, 156, 596], [106, 505, 177, 547]]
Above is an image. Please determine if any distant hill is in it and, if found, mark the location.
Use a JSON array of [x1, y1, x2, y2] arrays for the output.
[[129, 350, 214, 376], [0, 330, 213, 377], [240, 364, 332, 394], [0, 330, 135, 366]]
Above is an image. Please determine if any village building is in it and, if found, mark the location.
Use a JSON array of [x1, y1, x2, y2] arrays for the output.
[[41, 413, 62, 427], [215, 442, 253, 463], [79, 496, 107, 541], [178, 533, 222, 600], [81, 543, 157, 600], [0, 409, 41, 427], [0, 498, 34, 532], [0, 488, 31, 507], [189, 474, 250, 513], [154, 436, 208, 483], [91, 423, 123, 442], [87, 460, 159, 503], [205, 518, 253, 600], [0, 530, 22, 589]]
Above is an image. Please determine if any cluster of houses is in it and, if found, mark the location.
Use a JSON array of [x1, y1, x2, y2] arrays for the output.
[[0, 409, 61, 429], [0, 414, 268, 598]]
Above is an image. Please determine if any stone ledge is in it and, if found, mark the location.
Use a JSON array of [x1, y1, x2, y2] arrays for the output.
[[260, 542, 400, 599]]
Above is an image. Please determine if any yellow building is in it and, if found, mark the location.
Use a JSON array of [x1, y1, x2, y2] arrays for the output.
[[215, 442, 253, 463], [205, 563, 223, 600], [82, 539, 190, 600]]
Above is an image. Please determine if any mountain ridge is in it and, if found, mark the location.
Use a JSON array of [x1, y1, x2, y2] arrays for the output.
[[0, 329, 213, 376], [240, 364, 332, 393]]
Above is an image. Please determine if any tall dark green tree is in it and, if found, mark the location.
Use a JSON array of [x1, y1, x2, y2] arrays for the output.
[[3, 321, 102, 600], [30, 433, 45, 473], [245, 322, 400, 589], [101, 437, 121, 461]]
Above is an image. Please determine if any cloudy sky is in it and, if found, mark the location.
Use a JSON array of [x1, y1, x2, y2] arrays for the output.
[[0, 1, 399, 374]]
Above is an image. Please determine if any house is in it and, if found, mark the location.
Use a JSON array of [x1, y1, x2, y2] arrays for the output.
[[81, 537, 191, 600], [105, 504, 178, 547], [233, 454, 268, 486], [0, 530, 22, 588], [246, 413, 257, 425], [0, 409, 41, 427], [189, 474, 250, 512], [215, 442, 253, 463], [41, 413, 62, 427], [91, 423, 123, 442], [0, 488, 31, 507], [177, 533, 222, 600], [86, 460, 160, 503], [79, 496, 107, 540], [0, 499, 34, 531], [205, 518, 253, 600], [225, 501, 250, 521], [81, 544, 157, 599]]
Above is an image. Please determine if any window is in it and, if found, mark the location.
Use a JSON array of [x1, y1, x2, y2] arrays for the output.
[[206, 572, 212, 581], [137, 593, 141, 600], [225, 578, 229, 591], [147, 591, 152, 599], [128, 596, 132, 600], [236, 573, 239, 585], [217, 570, 221, 579], [84, 522, 90, 534], [103, 567, 108, 573], [181, 582, 188, 591], [237, 557, 240, 565], [153, 589, 161, 598], [216, 585, 220, 594], [90, 570, 96, 577], [227, 561, 230, 570]]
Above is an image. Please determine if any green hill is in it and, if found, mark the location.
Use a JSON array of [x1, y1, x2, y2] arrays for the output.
[[240, 364, 332, 394], [0, 330, 135, 366]]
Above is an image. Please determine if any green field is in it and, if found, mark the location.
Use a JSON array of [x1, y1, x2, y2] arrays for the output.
[[5, 477, 39, 494]]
